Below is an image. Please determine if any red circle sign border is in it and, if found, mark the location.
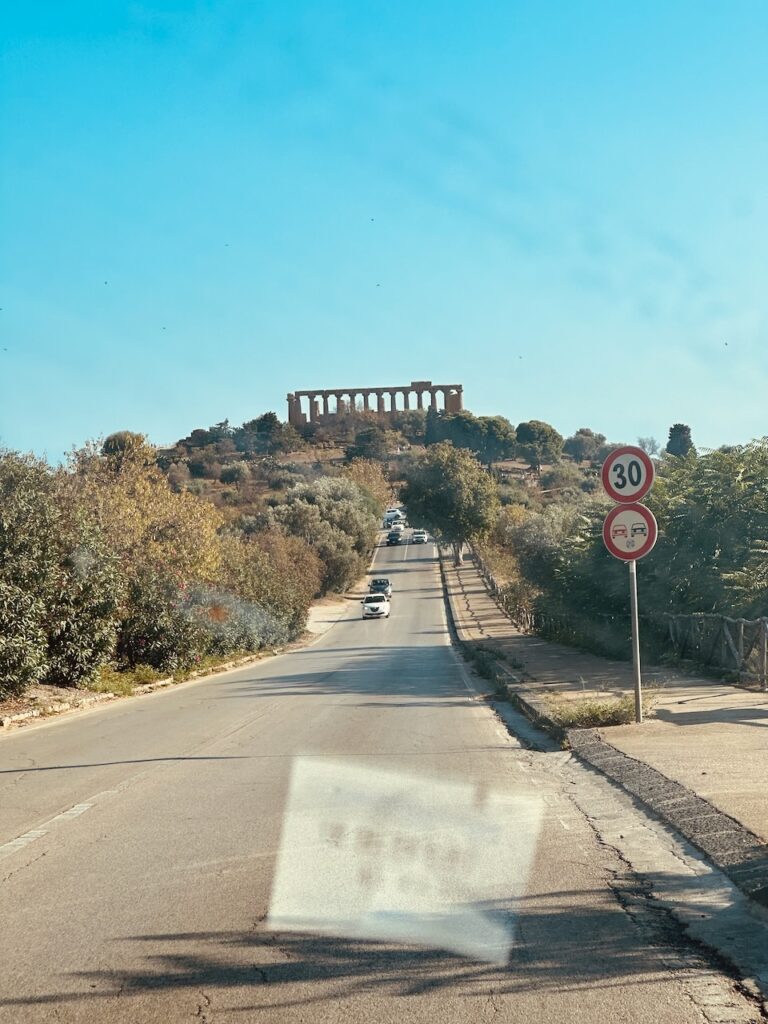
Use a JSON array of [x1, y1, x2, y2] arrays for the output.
[[603, 503, 658, 561], [601, 446, 656, 504]]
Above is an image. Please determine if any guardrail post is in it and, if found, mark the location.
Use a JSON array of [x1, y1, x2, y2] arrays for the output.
[[762, 619, 768, 692]]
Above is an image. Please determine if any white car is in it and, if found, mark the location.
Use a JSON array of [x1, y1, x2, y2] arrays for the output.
[[411, 529, 428, 544], [390, 522, 405, 533], [383, 512, 405, 528], [361, 594, 391, 619]]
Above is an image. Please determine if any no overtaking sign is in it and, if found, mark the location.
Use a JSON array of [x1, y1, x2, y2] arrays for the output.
[[602, 503, 658, 561]]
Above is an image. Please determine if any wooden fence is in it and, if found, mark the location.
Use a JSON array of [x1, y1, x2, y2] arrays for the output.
[[664, 613, 768, 688], [470, 547, 589, 642], [470, 546, 768, 686]]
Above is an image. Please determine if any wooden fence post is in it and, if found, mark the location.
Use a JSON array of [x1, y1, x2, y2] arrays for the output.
[[720, 621, 728, 671]]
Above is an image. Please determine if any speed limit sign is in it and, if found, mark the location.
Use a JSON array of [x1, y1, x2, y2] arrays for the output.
[[601, 446, 655, 504]]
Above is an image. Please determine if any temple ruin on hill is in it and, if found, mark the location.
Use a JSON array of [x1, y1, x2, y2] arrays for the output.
[[287, 381, 463, 426]]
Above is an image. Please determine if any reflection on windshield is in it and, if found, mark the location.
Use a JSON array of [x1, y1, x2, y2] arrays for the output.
[[268, 757, 544, 965]]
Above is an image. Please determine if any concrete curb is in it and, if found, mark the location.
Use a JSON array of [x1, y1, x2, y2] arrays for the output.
[[497, 674, 567, 745], [567, 728, 768, 910]]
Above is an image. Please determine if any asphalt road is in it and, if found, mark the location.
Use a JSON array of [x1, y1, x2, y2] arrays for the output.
[[0, 536, 760, 1022]]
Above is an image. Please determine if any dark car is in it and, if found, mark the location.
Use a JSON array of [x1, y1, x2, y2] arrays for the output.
[[386, 531, 401, 545], [369, 577, 393, 597]]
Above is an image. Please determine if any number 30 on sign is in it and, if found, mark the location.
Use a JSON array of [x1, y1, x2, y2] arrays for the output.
[[600, 446, 655, 504]]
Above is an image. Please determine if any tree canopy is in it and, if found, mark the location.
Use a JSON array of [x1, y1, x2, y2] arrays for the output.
[[401, 443, 500, 563], [423, 410, 516, 467], [516, 420, 564, 471], [563, 428, 606, 463], [666, 423, 695, 458]]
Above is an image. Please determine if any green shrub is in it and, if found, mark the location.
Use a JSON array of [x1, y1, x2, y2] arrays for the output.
[[45, 532, 123, 687], [220, 463, 249, 485], [461, 643, 501, 681], [0, 582, 48, 696], [115, 572, 207, 672], [184, 587, 292, 655]]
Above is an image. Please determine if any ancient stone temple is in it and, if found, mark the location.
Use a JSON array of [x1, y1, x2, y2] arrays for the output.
[[286, 381, 464, 426]]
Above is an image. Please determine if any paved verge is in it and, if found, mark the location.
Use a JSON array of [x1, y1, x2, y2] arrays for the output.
[[441, 550, 768, 911]]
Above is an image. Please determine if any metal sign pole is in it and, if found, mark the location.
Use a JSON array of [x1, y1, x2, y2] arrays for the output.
[[628, 558, 643, 724]]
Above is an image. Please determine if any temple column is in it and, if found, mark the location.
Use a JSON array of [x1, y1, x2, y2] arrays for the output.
[[377, 391, 385, 414], [286, 393, 298, 426], [430, 388, 438, 410], [322, 394, 330, 417], [362, 392, 371, 412], [445, 388, 460, 413], [416, 390, 424, 410], [402, 391, 410, 411], [389, 391, 398, 413]]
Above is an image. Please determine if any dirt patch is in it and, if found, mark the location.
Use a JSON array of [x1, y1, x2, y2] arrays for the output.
[[0, 683, 83, 720]]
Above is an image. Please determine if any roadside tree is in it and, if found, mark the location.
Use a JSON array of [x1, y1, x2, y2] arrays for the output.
[[401, 443, 500, 564]]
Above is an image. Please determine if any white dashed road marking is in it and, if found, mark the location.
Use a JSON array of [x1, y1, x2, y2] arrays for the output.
[[0, 829, 49, 860], [0, 802, 95, 861], [50, 802, 94, 822]]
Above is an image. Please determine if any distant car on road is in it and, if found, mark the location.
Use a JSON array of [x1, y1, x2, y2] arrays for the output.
[[369, 578, 393, 597], [612, 524, 628, 539], [386, 531, 402, 545], [411, 529, 428, 544], [361, 594, 390, 619], [383, 508, 406, 527], [390, 522, 405, 533]]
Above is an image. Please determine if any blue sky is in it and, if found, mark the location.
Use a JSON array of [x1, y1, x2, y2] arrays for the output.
[[2, 1, 767, 459]]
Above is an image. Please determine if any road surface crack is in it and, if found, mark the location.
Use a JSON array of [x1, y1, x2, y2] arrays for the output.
[[194, 989, 211, 1022], [565, 787, 766, 1023], [484, 988, 502, 1014], [1, 849, 47, 885]]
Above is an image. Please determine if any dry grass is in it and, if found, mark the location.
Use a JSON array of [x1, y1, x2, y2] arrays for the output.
[[546, 693, 656, 729], [88, 664, 165, 695]]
